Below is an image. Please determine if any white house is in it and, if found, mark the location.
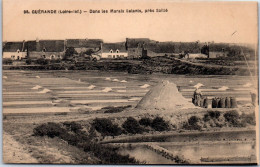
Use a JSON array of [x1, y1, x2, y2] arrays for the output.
[[101, 43, 128, 59], [3, 42, 27, 60]]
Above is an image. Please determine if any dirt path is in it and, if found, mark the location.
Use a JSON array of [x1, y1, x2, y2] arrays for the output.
[[3, 132, 38, 164]]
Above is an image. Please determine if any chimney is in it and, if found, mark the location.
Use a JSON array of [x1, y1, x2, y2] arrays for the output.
[[36, 37, 40, 51], [100, 42, 103, 52], [22, 40, 25, 51]]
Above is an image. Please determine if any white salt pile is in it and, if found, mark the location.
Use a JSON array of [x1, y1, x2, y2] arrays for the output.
[[140, 84, 150, 88], [87, 85, 96, 89], [113, 79, 119, 82], [136, 80, 195, 110], [3, 76, 7, 79], [193, 83, 204, 89], [243, 83, 252, 87], [31, 85, 42, 90], [38, 88, 51, 93], [116, 90, 127, 93], [218, 86, 229, 91], [129, 97, 141, 101], [120, 80, 127, 83], [102, 87, 112, 92], [35, 76, 40, 78], [105, 77, 111, 81]]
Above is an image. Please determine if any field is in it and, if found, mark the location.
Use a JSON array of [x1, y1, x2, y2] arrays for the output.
[[3, 70, 256, 113], [2, 70, 258, 164]]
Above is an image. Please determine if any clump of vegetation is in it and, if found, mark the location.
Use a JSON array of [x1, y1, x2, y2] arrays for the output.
[[3, 58, 13, 65], [223, 110, 241, 127], [92, 118, 122, 136], [203, 111, 221, 122], [151, 117, 170, 131], [63, 121, 83, 133], [103, 105, 132, 113], [240, 113, 256, 126], [25, 58, 32, 65], [33, 121, 139, 164], [33, 122, 66, 138], [122, 117, 144, 134], [203, 111, 225, 128], [183, 116, 202, 130], [139, 117, 152, 127], [36, 58, 49, 65], [54, 112, 68, 115]]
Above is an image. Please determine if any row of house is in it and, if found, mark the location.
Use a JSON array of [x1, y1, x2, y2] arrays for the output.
[[3, 38, 228, 60]]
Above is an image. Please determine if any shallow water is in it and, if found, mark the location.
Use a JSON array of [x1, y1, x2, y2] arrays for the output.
[[120, 142, 256, 164], [119, 146, 174, 164], [161, 142, 255, 163]]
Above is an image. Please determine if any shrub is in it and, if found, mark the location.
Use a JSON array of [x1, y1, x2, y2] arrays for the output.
[[36, 58, 49, 65], [50, 59, 61, 64], [208, 111, 221, 119], [188, 116, 200, 126], [103, 105, 132, 113], [92, 118, 122, 136], [33, 122, 66, 138], [183, 116, 202, 130], [224, 110, 240, 126], [3, 58, 13, 65], [203, 111, 221, 122], [151, 117, 169, 131], [139, 117, 152, 126], [122, 117, 144, 134], [241, 113, 256, 126], [33, 122, 139, 164], [63, 121, 83, 132], [25, 58, 32, 65]]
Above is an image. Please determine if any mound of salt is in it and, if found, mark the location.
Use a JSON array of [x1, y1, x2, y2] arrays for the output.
[[116, 90, 127, 93], [38, 88, 51, 93], [140, 84, 150, 88], [136, 80, 195, 110], [35, 76, 40, 78], [218, 86, 229, 91], [3, 76, 7, 79], [243, 83, 252, 87], [87, 85, 96, 89], [31, 85, 42, 90], [113, 79, 119, 82], [120, 80, 127, 83], [102, 87, 112, 92], [105, 77, 111, 81]]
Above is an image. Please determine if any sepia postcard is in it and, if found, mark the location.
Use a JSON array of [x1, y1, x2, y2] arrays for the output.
[[2, 0, 259, 165]]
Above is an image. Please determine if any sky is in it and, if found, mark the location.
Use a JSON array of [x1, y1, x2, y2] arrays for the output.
[[3, 0, 258, 44]]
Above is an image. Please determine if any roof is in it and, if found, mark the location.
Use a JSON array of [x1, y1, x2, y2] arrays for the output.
[[66, 39, 103, 48], [126, 38, 151, 48], [102, 42, 127, 52], [3, 42, 25, 52], [26, 40, 65, 52], [146, 42, 175, 53]]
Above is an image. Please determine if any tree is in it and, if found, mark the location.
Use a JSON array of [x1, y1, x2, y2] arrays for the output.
[[122, 117, 144, 134], [84, 49, 95, 56], [64, 47, 77, 60], [151, 117, 169, 131]]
